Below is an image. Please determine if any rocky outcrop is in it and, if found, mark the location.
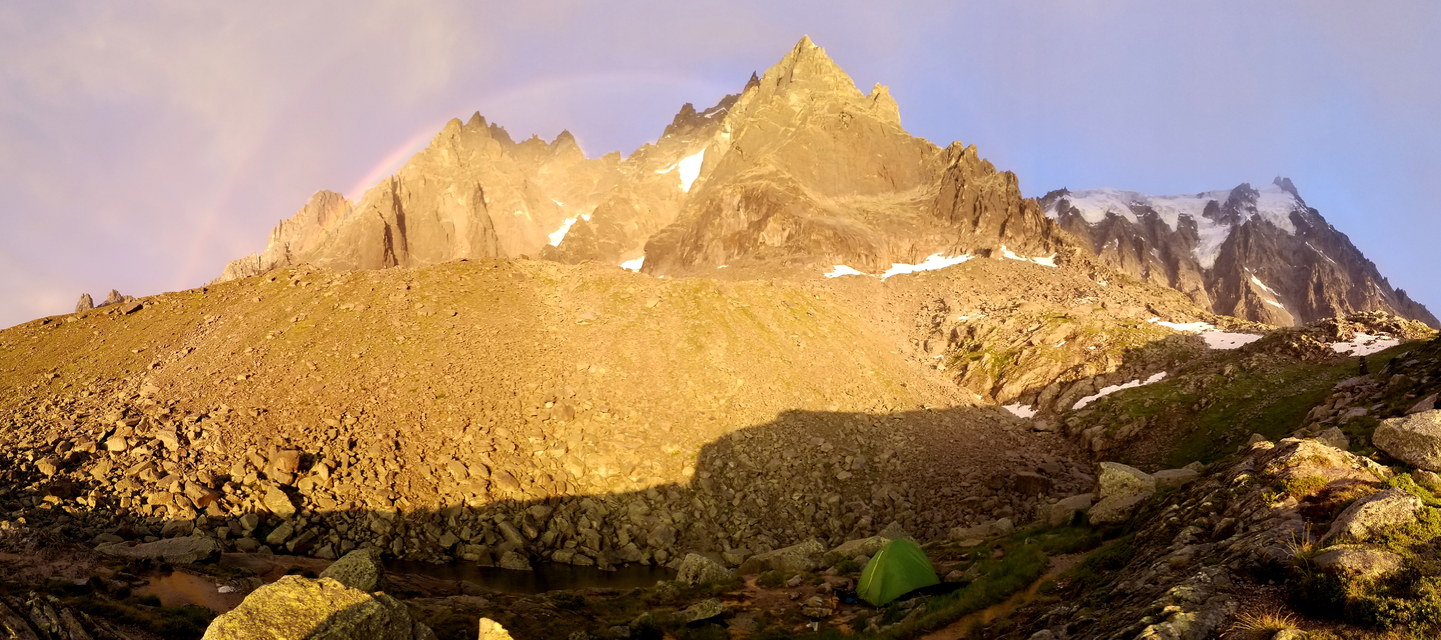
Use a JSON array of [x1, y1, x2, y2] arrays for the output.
[[1042, 178, 1438, 327], [74, 293, 93, 313], [1373, 410, 1441, 471]]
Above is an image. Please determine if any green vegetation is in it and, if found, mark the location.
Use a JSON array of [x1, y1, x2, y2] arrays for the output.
[[71, 596, 216, 639]]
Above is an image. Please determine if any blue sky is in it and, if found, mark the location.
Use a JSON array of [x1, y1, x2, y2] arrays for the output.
[[1, 1, 1437, 328]]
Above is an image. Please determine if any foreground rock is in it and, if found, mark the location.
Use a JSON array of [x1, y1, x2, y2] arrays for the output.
[[1088, 462, 1156, 525], [1373, 410, 1441, 471], [202, 576, 435, 640]]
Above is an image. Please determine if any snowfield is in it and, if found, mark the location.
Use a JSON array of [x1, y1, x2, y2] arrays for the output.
[[1045, 183, 1302, 270]]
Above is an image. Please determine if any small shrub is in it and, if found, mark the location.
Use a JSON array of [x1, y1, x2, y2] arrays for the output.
[[756, 571, 787, 588], [832, 557, 861, 574]]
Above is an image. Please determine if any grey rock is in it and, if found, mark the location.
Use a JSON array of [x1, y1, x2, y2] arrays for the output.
[[676, 553, 734, 586], [1316, 427, 1350, 450], [1322, 489, 1422, 544], [321, 548, 383, 591], [75, 293, 94, 313], [1314, 545, 1404, 581], [1374, 410, 1441, 471], [1153, 468, 1199, 490], [739, 538, 824, 574]]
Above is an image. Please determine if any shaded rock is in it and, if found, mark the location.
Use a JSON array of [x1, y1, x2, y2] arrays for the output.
[[1089, 462, 1156, 525], [1373, 410, 1441, 471], [97, 537, 221, 564], [75, 293, 94, 313], [739, 538, 824, 574], [676, 553, 734, 586], [321, 548, 384, 592], [499, 551, 532, 571], [200, 576, 436, 640], [1316, 427, 1350, 450], [1048, 493, 1094, 527], [1153, 468, 1199, 490], [1322, 489, 1422, 544], [1314, 545, 1404, 582]]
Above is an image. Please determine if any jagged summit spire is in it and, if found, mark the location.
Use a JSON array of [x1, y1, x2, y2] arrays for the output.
[[755, 35, 860, 99]]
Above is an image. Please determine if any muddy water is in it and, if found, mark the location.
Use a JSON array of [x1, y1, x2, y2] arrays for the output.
[[134, 571, 246, 612]]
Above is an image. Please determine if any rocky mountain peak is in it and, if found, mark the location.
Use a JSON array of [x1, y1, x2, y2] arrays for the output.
[[753, 36, 862, 102]]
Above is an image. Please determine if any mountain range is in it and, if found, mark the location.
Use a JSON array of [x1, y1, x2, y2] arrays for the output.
[[218, 36, 1434, 329]]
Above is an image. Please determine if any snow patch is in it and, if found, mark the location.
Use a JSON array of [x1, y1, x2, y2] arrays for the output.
[[1249, 275, 1279, 296], [1148, 317, 1263, 350], [1202, 332, 1264, 349], [548, 217, 580, 246], [1003, 404, 1038, 419], [1330, 333, 1400, 357], [1073, 372, 1168, 410], [824, 265, 867, 278], [824, 254, 975, 280], [620, 257, 645, 271], [881, 253, 974, 278], [677, 148, 705, 192], [1000, 245, 1058, 268]]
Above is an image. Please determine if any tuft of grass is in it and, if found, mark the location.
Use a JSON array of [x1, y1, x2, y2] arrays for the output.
[[1226, 608, 1298, 639]]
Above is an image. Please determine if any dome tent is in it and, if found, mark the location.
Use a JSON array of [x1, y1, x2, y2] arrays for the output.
[[856, 538, 940, 606]]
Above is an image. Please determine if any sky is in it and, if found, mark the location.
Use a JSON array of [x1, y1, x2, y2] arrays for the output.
[[2, 1, 1438, 329]]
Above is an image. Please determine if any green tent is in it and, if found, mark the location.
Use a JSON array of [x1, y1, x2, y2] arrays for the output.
[[857, 538, 940, 606]]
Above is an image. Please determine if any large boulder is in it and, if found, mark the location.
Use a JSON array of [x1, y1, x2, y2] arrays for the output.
[[201, 576, 436, 640], [676, 553, 734, 586], [1088, 462, 1156, 525], [1322, 489, 1423, 544], [320, 548, 383, 591], [96, 536, 221, 564], [738, 538, 824, 574], [1313, 546, 1405, 582], [1373, 410, 1441, 471]]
